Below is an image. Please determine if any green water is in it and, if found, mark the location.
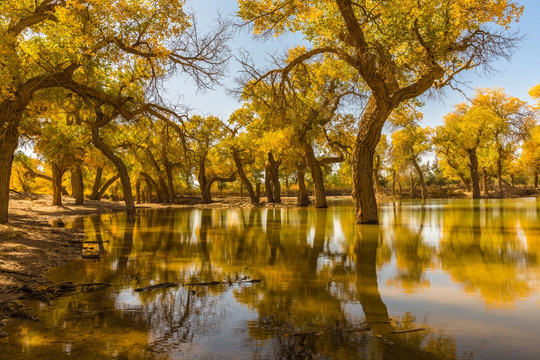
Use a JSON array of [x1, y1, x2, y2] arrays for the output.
[[2, 198, 540, 359]]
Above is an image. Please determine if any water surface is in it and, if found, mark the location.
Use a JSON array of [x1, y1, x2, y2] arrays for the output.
[[2, 199, 540, 359]]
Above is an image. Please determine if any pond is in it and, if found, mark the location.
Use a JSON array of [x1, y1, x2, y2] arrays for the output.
[[2, 198, 540, 359]]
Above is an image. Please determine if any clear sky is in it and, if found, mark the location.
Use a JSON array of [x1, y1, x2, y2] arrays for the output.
[[167, 0, 540, 127]]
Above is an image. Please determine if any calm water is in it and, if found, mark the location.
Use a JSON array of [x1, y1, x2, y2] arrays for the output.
[[2, 199, 540, 359]]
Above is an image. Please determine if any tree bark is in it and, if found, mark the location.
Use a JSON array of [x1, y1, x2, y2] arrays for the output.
[[90, 166, 103, 200], [71, 165, 84, 205], [91, 115, 135, 216], [411, 157, 426, 200], [232, 150, 259, 205], [391, 171, 396, 195], [510, 174, 515, 188], [52, 163, 65, 206], [467, 149, 481, 199], [296, 160, 310, 206], [535, 172, 538, 189], [0, 116, 20, 224]]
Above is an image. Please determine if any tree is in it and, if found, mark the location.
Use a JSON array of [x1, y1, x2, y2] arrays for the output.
[[239, 0, 522, 223], [0, 0, 229, 223]]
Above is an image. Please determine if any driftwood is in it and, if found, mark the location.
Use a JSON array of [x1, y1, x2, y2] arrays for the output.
[[135, 278, 263, 292], [134, 282, 178, 292]]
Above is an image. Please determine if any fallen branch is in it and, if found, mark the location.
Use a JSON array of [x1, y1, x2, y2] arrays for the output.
[[391, 327, 426, 334]]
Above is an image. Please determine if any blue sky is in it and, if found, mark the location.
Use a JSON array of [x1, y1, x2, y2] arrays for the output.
[[168, 0, 540, 127]]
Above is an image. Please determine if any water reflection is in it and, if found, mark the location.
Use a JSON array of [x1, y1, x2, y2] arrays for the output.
[[2, 199, 540, 359]]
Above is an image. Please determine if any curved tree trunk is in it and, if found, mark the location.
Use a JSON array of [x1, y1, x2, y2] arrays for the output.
[[95, 175, 119, 201], [52, 164, 65, 206], [90, 166, 103, 200], [232, 150, 259, 205], [91, 119, 135, 216], [411, 157, 426, 200], [301, 139, 327, 208], [296, 160, 310, 206], [71, 165, 84, 205], [467, 149, 481, 199], [140, 172, 159, 203]]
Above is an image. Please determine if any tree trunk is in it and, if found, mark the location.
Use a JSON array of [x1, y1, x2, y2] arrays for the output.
[[467, 149, 481, 199], [135, 178, 141, 204], [268, 152, 281, 203], [52, 163, 65, 206], [497, 153, 503, 193], [351, 98, 392, 224], [411, 158, 426, 200], [457, 172, 471, 192], [482, 167, 489, 196], [96, 175, 119, 201], [510, 174, 515, 188], [409, 172, 415, 199], [398, 182, 402, 197], [535, 172, 538, 189], [391, 171, 396, 195], [0, 116, 20, 224], [198, 159, 212, 204], [297, 161, 310, 206], [159, 177, 169, 203], [264, 165, 274, 202], [90, 166, 103, 200], [140, 172, 159, 203], [164, 159, 175, 203], [71, 165, 84, 205], [301, 139, 327, 208], [374, 154, 381, 194], [91, 120, 135, 216], [232, 150, 259, 205]]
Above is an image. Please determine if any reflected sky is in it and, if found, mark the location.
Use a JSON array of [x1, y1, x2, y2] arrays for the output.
[[2, 198, 540, 359]]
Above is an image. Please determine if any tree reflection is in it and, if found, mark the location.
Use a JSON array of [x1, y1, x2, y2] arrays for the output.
[[5, 200, 540, 359]]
